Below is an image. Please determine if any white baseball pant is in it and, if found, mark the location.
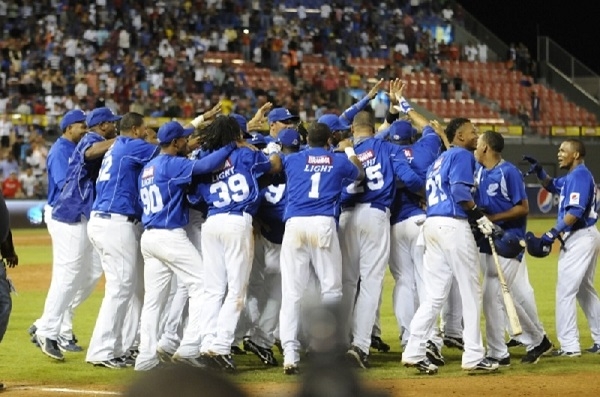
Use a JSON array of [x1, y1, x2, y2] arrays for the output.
[[135, 228, 204, 371], [403, 217, 485, 369], [158, 276, 189, 354], [279, 216, 343, 367], [200, 212, 254, 355], [509, 256, 546, 340], [440, 277, 463, 339]]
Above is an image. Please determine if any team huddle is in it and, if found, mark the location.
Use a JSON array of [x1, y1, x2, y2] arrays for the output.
[[28, 80, 600, 375]]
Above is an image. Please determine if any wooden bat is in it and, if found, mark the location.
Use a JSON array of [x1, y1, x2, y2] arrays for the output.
[[488, 236, 523, 336]]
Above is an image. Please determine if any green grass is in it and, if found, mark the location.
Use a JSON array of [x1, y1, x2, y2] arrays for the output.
[[2, 220, 600, 388]]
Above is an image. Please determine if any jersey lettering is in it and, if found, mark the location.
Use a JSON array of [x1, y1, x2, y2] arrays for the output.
[[140, 185, 164, 214], [97, 154, 112, 182], [264, 184, 285, 204], [486, 182, 499, 197], [426, 173, 448, 206], [210, 173, 250, 208], [308, 172, 321, 198]]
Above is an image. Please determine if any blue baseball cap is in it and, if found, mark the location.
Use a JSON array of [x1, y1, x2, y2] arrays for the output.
[[230, 113, 247, 133], [157, 121, 194, 144], [60, 109, 86, 131], [387, 120, 416, 142], [318, 114, 350, 132], [268, 107, 299, 124], [247, 134, 267, 146], [277, 128, 300, 147], [86, 107, 122, 128]]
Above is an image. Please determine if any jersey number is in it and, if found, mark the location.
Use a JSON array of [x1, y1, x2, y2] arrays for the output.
[[210, 174, 250, 208], [264, 184, 285, 204], [426, 174, 448, 206], [140, 185, 164, 215], [98, 155, 112, 182], [308, 173, 321, 198], [347, 163, 384, 194]]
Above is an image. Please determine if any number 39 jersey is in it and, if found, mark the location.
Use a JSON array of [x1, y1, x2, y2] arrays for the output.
[[425, 146, 476, 218], [197, 147, 272, 217], [282, 147, 359, 221], [93, 136, 158, 219], [139, 154, 197, 229]]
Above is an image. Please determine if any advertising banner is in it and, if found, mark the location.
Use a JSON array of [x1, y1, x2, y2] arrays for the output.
[[526, 184, 600, 217]]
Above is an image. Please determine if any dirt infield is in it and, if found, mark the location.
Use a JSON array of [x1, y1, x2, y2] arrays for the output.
[[4, 372, 600, 397]]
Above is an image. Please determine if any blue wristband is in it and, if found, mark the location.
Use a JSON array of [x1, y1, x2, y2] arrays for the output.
[[552, 218, 567, 234], [536, 167, 548, 180]]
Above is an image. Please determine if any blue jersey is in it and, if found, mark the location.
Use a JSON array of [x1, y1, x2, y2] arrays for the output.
[[256, 171, 287, 244], [93, 136, 158, 219], [474, 161, 527, 238], [547, 164, 598, 231], [197, 148, 272, 217], [390, 126, 443, 224], [425, 146, 476, 218], [282, 147, 359, 220], [186, 149, 211, 217], [46, 137, 77, 207], [52, 132, 106, 223], [341, 137, 424, 211]]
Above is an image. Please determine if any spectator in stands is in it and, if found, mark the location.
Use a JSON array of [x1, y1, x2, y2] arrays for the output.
[[1, 171, 22, 199], [453, 73, 463, 100], [0, 114, 11, 149], [530, 91, 541, 121], [440, 71, 450, 100], [0, 153, 18, 181], [464, 41, 478, 62], [19, 166, 37, 198], [517, 102, 530, 128]]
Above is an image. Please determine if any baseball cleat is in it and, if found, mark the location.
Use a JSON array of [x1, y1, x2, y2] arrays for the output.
[[551, 349, 581, 357], [172, 353, 207, 368], [243, 337, 278, 366], [35, 335, 64, 361], [28, 324, 39, 346], [274, 339, 284, 355], [464, 358, 499, 373], [425, 341, 445, 366], [117, 355, 135, 367], [205, 353, 236, 372], [156, 346, 175, 363], [403, 358, 438, 375], [230, 345, 247, 355], [370, 336, 390, 353], [506, 338, 524, 348], [283, 364, 300, 375], [585, 343, 600, 354], [128, 348, 139, 360], [346, 345, 370, 369], [486, 355, 511, 367], [57, 336, 84, 352], [522, 335, 554, 364], [89, 358, 126, 369], [443, 335, 464, 350]]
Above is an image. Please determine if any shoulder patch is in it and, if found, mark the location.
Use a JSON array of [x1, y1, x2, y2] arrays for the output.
[[569, 192, 580, 205]]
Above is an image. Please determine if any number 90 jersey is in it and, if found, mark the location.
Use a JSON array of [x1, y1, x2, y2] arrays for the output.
[[197, 147, 272, 217], [425, 146, 476, 218]]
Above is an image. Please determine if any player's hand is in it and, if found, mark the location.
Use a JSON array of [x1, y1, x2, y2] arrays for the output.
[[187, 135, 202, 151], [256, 102, 273, 117], [236, 140, 258, 151], [264, 142, 281, 155], [541, 228, 559, 245], [476, 215, 494, 237], [522, 155, 542, 176], [336, 138, 354, 151], [203, 102, 222, 121], [387, 78, 402, 103], [367, 78, 385, 99]]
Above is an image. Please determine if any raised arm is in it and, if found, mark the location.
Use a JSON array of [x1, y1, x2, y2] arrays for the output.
[[341, 78, 384, 126]]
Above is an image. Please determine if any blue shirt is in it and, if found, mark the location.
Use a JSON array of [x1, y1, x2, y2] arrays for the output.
[[390, 126, 443, 224], [546, 164, 598, 231], [256, 172, 287, 244], [46, 137, 77, 207], [282, 147, 359, 220], [341, 137, 424, 211], [93, 136, 159, 219], [52, 132, 106, 223], [425, 146, 476, 218], [196, 148, 272, 217], [140, 146, 236, 230]]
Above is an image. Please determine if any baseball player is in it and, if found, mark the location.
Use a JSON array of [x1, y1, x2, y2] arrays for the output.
[[242, 128, 301, 366], [523, 139, 600, 356], [29, 110, 88, 352], [474, 130, 552, 365], [86, 112, 159, 368], [338, 111, 425, 369], [278, 122, 365, 374], [196, 116, 282, 371], [402, 118, 499, 374], [34, 107, 119, 361], [266, 108, 300, 143], [135, 120, 242, 371]]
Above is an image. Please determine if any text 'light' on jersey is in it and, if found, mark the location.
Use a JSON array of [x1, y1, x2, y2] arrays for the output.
[[550, 164, 598, 231], [425, 146, 476, 219], [52, 132, 106, 223], [140, 155, 196, 229], [282, 147, 359, 220], [46, 137, 77, 207], [474, 161, 527, 237], [197, 148, 272, 217], [93, 136, 158, 219]]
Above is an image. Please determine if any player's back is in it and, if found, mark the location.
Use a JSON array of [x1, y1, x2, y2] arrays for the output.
[[198, 147, 271, 217], [283, 147, 359, 220], [93, 136, 158, 218], [425, 146, 475, 219], [256, 174, 287, 244], [46, 137, 77, 207], [52, 132, 106, 223]]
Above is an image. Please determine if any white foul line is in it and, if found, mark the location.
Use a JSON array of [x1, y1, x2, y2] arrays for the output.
[[11, 386, 122, 395]]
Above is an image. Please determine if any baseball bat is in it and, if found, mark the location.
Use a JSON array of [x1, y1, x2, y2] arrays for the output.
[[487, 236, 523, 336]]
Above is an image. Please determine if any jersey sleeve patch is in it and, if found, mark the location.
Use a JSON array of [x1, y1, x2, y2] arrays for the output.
[[569, 192, 580, 205]]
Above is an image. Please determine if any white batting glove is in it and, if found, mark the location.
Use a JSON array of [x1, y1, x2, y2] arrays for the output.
[[476, 216, 494, 237], [264, 142, 281, 155], [394, 94, 414, 114]]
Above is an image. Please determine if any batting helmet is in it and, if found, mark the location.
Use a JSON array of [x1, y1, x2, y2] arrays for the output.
[[525, 232, 552, 258], [494, 231, 526, 259]]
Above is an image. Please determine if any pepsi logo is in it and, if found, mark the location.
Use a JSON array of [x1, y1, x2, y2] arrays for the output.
[[537, 188, 553, 214]]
